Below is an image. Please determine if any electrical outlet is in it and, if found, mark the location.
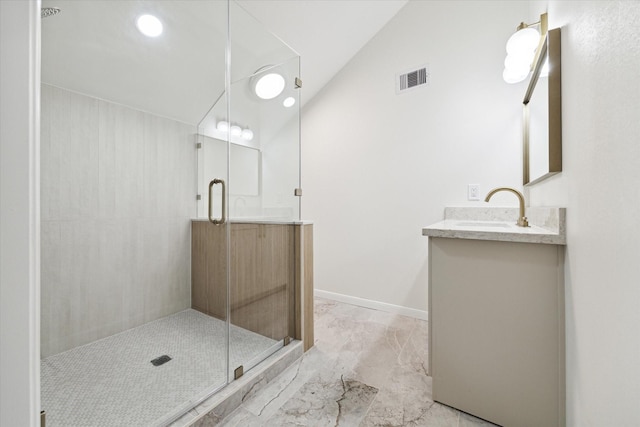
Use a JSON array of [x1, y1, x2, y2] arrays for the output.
[[468, 184, 480, 201]]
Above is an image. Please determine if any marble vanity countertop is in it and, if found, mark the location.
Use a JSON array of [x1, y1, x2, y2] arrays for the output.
[[422, 207, 566, 245]]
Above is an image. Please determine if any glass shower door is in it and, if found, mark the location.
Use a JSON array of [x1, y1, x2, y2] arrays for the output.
[[226, 0, 301, 378], [194, 0, 300, 389]]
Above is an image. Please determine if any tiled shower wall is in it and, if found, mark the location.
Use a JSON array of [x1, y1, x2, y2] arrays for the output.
[[41, 84, 196, 357]]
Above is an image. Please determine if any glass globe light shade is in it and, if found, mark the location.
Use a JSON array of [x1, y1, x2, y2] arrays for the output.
[[503, 67, 528, 84], [506, 27, 540, 56], [504, 52, 533, 75]]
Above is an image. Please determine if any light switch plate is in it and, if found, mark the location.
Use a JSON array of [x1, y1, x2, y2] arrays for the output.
[[468, 184, 480, 201]]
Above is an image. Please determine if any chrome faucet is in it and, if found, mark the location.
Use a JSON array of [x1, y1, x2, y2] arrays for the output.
[[484, 187, 529, 227]]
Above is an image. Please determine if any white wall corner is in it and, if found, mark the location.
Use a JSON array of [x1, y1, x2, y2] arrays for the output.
[[315, 289, 428, 321], [0, 1, 41, 426]]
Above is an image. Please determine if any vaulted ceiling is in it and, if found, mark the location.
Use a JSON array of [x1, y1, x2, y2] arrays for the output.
[[41, 0, 408, 125]]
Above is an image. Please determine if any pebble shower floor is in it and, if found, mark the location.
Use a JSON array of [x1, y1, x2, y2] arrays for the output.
[[41, 309, 277, 427]]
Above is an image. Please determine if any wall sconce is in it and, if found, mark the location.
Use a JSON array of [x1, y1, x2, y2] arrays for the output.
[[503, 13, 548, 84]]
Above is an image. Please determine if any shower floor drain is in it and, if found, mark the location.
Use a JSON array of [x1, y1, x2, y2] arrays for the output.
[[150, 355, 172, 366]]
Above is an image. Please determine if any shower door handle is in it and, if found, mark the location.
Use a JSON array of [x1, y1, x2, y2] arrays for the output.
[[208, 178, 226, 225]]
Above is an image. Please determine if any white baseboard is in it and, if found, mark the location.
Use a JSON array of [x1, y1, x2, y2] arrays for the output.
[[314, 289, 428, 321]]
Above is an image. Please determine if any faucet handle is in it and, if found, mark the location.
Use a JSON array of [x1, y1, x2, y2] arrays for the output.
[[518, 217, 529, 227]]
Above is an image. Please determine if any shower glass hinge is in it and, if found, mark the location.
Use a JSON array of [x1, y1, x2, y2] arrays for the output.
[[294, 188, 302, 196], [196, 194, 202, 201], [41, 410, 46, 427], [234, 365, 244, 380], [295, 77, 302, 89], [196, 142, 202, 149], [284, 336, 291, 346]]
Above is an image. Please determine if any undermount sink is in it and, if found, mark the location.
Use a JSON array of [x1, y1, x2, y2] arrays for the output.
[[455, 221, 511, 228]]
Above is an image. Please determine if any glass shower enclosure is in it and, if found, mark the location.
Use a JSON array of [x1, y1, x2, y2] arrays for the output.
[[39, 0, 300, 425], [194, 0, 301, 388]]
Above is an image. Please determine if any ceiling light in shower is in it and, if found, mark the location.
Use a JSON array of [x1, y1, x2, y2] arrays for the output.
[[283, 97, 296, 108], [136, 14, 163, 37], [241, 129, 254, 141], [254, 73, 286, 100]]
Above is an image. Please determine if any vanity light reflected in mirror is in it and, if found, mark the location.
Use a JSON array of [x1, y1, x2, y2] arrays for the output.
[[215, 121, 254, 141], [241, 129, 254, 140], [230, 125, 242, 137], [216, 121, 229, 132], [523, 27, 562, 185]]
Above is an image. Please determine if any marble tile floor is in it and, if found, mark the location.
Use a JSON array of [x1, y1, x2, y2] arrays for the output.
[[202, 297, 498, 427]]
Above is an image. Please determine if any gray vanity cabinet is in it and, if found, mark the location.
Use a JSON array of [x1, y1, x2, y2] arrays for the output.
[[428, 237, 565, 427]]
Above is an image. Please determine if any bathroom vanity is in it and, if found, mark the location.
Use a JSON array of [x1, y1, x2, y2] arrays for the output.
[[423, 207, 566, 427]]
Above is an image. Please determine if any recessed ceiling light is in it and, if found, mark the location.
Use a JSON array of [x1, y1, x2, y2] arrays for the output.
[[254, 73, 286, 100], [137, 14, 163, 38], [283, 97, 296, 108]]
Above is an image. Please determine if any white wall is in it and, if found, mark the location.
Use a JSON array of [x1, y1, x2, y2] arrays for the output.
[[526, 2, 640, 426], [40, 85, 195, 357], [302, 1, 529, 312], [262, 117, 301, 220], [0, 1, 41, 425], [305, 0, 640, 424]]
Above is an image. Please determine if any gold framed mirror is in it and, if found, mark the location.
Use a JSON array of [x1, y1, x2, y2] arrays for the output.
[[523, 27, 562, 185]]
